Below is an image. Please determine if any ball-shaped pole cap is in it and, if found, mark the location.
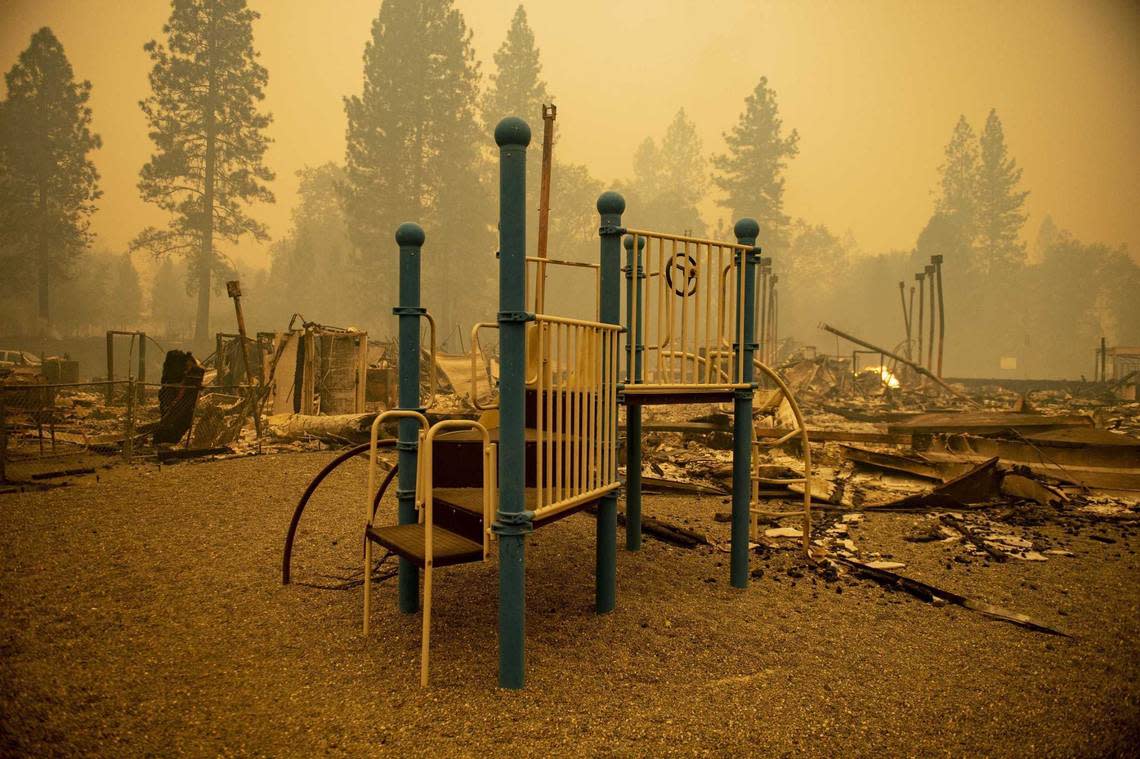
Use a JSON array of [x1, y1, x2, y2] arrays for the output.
[[734, 217, 760, 243], [623, 235, 646, 251], [395, 222, 425, 247], [494, 117, 532, 147], [597, 191, 626, 216]]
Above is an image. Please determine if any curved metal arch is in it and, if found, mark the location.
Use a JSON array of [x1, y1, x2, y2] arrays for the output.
[[751, 361, 814, 557], [281, 439, 398, 584]]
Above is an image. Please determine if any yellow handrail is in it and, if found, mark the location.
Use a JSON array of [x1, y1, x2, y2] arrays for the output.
[[363, 409, 429, 637], [525, 256, 600, 319], [420, 311, 438, 410], [417, 419, 493, 687], [469, 322, 499, 411]]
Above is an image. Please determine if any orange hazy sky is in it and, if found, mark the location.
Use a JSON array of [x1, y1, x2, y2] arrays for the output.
[[2, 0, 1138, 267]]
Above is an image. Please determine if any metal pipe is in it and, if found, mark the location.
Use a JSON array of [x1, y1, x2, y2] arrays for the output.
[[925, 264, 936, 371], [898, 281, 911, 360], [731, 219, 760, 588], [493, 117, 533, 690], [394, 222, 426, 614], [757, 260, 769, 365], [908, 285, 915, 360], [915, 272, 925, 372], [595, 189, 624, 615], [771, 281, 779, 365], [932, 254, 945, 378]]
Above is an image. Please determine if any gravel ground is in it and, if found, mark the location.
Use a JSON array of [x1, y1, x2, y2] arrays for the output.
[[2, 451, 1138, 757]]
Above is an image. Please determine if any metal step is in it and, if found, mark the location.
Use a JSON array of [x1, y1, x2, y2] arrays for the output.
[[365, 523, 483, 568], [430, 429, 584, 489]]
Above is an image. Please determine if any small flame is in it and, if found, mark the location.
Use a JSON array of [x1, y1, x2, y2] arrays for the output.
[[861, 365, 900, 389]]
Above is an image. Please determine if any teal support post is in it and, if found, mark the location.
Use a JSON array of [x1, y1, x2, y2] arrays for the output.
[[394, 222, 426, 612], [730, 218, 760, 588], [597, 191, 624, 611], [623, 235, 645, 551], [492, 117, 533, 690]]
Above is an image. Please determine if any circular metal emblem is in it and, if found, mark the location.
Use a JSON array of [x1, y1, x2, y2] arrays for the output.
[[664, 252, 699, 297]]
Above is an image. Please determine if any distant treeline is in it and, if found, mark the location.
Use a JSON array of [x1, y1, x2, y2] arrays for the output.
[[1, 1, 1136, 377]]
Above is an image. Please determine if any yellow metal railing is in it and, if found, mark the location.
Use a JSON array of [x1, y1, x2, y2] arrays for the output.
[[526, 256, 600, 320], [363, 409, 430, 638], [469, 322, 500, 411], [416, 419, 496, 687], [624, 229, 751, 389], [420, 311, 438, 409], [531, 314, 623, 521]]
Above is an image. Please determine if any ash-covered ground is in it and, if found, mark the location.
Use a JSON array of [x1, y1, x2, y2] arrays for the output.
[[2, 452, 1138, 757]]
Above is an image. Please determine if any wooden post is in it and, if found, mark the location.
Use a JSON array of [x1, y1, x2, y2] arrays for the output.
[[535, 104, 556, 315], [226, 280, 262, 446]]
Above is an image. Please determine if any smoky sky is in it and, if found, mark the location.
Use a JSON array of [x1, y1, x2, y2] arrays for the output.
[[2, 0, 1137, 268]]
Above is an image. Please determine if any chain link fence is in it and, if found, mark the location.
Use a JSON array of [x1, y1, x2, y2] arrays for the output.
[[0, 378, 264, 480]]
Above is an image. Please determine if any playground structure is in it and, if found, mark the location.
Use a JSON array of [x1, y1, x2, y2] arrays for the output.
[[283, 115, 813, 690]]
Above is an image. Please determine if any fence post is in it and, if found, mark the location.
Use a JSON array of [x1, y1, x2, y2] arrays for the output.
[[731, 218, 760, 588], [124, 377, 135, 460], [623, 234, 645, 552], [137, 332, 147, 404], [492, 116, 532, 690], [394, 222, 426, 615], [105, 332, 114, 403]]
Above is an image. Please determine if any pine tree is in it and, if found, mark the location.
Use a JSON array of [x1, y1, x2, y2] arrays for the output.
[[481, 5, 552, 257], [132, 0, 275, 348], [712, 78, 799, 250], [0, 27, 101, 333], [628, 108, 708, 234], [482, 5, 548, 130], [108, 252, 143, 328], [934, 115, 978, 238], [975, 109, 1029, 272], [266, 163, 357, 326], [343, 0, 490, 337], [1031, 214, 1058, 265], [150, 257, 194, 336]]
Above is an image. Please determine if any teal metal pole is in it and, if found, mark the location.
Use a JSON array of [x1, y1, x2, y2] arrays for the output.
[[493, 117, 532, 690], [597, 191, 624, 611], [731, 218, 760, 588], [394, 222, 426, 612], [623, 235, 645, 552]]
